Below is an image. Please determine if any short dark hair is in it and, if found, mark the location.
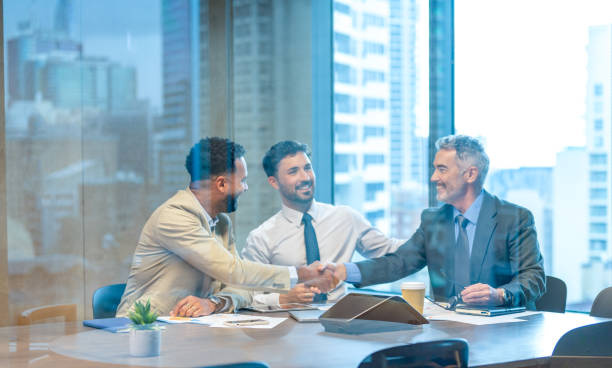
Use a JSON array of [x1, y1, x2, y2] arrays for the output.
[[185, 137, 246, 182], [262, 140, 311, 177]]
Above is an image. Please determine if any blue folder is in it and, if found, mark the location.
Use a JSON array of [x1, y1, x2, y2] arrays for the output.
[[83, 317, 131, 332]]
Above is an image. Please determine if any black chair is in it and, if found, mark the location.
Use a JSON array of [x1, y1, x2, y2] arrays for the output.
[[358, 339, 468, 368], [590, 286, 612, 318], [535, 276, 567, 313], [92, 283, 126, 318], [202, 363, 269, 368], [550, 320, 612, 368]]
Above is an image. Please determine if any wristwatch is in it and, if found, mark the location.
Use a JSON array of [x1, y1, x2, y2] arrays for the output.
[[208, 296, 224, 312], [500, 288, 513, 306]]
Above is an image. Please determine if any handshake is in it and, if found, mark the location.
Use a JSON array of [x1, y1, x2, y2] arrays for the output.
[[296, 261, 348, 293]]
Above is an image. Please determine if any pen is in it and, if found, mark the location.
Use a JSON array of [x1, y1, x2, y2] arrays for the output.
[[223, 319, 269, 326]]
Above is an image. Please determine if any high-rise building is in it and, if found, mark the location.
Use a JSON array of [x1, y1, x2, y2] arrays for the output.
[[333, 0, 392, 232], [583, 25, 612, 300], [553, 147, 589, 305]]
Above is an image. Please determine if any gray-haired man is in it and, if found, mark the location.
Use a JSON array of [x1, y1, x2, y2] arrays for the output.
[[331, 134, 546, 309]]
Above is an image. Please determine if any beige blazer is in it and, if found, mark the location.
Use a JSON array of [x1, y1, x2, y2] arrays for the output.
[[116, 189, 290, 316]]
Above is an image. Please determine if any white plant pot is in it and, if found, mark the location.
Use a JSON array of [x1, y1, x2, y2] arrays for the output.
[[129, 328, 161, 357]]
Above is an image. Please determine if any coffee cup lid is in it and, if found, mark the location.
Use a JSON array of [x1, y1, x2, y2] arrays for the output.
[[401, 281, 425, 289]]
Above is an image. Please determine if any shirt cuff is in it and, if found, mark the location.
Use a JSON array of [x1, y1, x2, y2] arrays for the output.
[[215, 295, 232, 313], [289, 266, 298, 288], [253, 293, 281, 306], [344, 262, 362, 283]]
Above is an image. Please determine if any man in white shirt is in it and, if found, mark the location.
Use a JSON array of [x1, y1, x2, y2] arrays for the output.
[[242, 140, 404, 305]]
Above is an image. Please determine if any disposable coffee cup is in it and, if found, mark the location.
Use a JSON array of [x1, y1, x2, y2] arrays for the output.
[[401, 282, 426, 314]]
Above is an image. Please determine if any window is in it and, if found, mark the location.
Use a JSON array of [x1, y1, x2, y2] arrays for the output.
[[590, 240, 607, 251], [363, 126, 385, 140], [335, 123, 357, 143], [363, 154, 385, 167], [3, 0, 317, 326], [362, 41, 385, 57], [335, 93, 357, 113], [456, 0, 612, 312], [590, 205, 607, 217], [335, 62, 357, 84], [334, 2, 351, 16], [594, 119, 603, 130], [590, 154, 607, 165], [363, 13, 385, 29], [594, 83, 603, 96], [335, 154, 357, 173], [590, 188, 607, 200], [590, 223, 607, 234], [363, 69, 385, 85], [333, 0, 429, 295], [334, 32, 356, 55], [362, 98, 385, 113], [365, 182, 385, 201], [590, 171, 607, 182]]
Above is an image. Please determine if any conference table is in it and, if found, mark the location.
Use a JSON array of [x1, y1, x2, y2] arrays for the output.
[[0, 310, 608, 367]]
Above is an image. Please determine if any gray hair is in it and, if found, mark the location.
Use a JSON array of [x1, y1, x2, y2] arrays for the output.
[[435, 134, 489, 188]]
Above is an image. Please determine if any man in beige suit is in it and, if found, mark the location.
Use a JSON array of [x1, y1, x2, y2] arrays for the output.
[[116, 137, 334, 317]]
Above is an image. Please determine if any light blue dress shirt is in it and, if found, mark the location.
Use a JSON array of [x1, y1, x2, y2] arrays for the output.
[[345, 191, 485, 283]]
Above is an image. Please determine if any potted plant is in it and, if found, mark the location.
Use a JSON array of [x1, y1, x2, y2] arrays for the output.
[[128, 300, 162, 357]]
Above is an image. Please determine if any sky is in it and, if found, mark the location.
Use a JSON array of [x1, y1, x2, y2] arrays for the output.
[[455, 0, 612, 169]]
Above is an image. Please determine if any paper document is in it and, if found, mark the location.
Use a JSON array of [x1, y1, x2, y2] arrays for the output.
[[158, 313, 286, 329], [422, 299, 541, 325]]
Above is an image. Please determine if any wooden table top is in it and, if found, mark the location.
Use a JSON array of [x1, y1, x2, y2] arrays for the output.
[[0, 311, 608, 367]]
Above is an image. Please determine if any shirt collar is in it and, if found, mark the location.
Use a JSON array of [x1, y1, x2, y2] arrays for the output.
[[281, 200, 318, 226], [453, 190, 484, 226], [187, 188, 219, 231]]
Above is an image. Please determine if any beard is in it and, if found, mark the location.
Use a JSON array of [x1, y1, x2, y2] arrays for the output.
[[224, 193, 239, 213], [280, 180, 315, 205]]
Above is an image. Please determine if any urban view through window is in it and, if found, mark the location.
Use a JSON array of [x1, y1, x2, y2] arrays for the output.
[[3, 0, 611, 323]]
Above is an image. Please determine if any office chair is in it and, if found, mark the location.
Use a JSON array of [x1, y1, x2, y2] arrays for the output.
[[589, 286, 612, 318], [550, 320, 612, 368], [535, 276, 567, 313], [358, 339, 468, 368], [92, 283, 126, 318], [202, 362, 269, 368], [18, 303, 77, 325]]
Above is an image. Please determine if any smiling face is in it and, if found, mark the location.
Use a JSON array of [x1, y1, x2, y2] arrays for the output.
[[430, 149, 473, 208], [269, 151, 316, 211]]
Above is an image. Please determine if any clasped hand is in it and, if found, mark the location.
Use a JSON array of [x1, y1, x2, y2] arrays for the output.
[[297, 261, 340, 293]]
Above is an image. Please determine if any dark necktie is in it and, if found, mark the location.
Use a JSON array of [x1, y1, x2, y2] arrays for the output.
[[454, 214, 471, 296], [302, 213, 327, 302]]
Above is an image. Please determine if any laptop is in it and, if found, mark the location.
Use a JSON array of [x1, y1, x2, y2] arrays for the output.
[[289, 309, 325, 322], [242, 303, 318, 313], [455, 305, 526, 316]]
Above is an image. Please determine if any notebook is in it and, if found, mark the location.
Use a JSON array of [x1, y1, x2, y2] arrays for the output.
[[455, 305, 526, 317], [82, 317, 131, 332], [289, 309, 325, 322]]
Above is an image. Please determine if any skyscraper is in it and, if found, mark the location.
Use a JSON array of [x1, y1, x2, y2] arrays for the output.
[[583, 24, 612, 300]]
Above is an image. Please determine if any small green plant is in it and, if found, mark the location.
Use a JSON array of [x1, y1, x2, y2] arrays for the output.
[[128, 300, 159, 329]]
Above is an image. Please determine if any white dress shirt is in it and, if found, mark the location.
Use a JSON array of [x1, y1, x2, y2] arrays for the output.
[[242, 200, 405, 305]]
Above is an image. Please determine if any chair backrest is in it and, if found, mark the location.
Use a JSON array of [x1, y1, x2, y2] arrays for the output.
[[358, 339, 468, 368], [18, 304, 77, 325], [202, 362, 270, 368], [92, 283, 126, 319], [590, 286, 612, 318], [552, 320, 612, 364], [535, 275, 567, 313]]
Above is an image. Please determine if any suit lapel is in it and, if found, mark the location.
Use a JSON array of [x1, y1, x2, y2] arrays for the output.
[[470, 191, 498, 282]]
